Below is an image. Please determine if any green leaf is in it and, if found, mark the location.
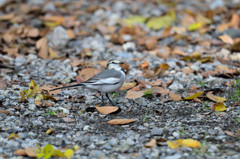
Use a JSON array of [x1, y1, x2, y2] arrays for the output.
[[146, 11, 176, 30], [64, 149, 74, 159], [187, 22, 202, 31], [123, 16, 147, 25], [144, 89, 152, 96]]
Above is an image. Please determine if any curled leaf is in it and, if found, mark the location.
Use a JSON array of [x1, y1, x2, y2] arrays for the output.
[[211, 102, 227, 112]]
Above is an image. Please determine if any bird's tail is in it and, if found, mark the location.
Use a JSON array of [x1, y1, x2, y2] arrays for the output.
[[50, 83, 84, 91]]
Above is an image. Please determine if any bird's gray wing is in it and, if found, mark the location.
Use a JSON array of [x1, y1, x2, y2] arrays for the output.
[[83, 69, 122, 85]]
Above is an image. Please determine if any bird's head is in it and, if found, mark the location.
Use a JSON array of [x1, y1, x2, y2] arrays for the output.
[[106, 59, 124, 72]]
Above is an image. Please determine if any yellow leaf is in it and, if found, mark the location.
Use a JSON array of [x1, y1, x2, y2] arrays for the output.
[[159, 63, 170, 71], [187, 22, 202, 31], [123, 16, 147, 25], [146, 11, 176, 30], [184, 92, 204, 100], [46, 127, 54, 135], [64, 149, 74, 159], [206, 92, 226, 102], [8, 133, 19, 140], [212, 102, 227, 112], [182, 139, 201, 148], [167, 139, 182, 149], [27, 80, 41, 98], [43, 144, 54, 159], [53, 149, 64, 157]]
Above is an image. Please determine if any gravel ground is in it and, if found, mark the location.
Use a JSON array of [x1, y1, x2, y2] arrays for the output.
[[1, 0, 240, 159]]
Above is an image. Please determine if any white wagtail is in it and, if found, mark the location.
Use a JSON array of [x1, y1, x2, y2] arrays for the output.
[[50, 60, 126, 105]]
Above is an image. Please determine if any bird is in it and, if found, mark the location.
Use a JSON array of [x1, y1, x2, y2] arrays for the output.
[[50, 59, 126, 106]]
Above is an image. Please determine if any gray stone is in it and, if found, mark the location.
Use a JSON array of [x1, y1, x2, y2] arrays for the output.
[[169, 82, 184, 90], [151, 127, 163, 136], [47, 26, 69, 49]]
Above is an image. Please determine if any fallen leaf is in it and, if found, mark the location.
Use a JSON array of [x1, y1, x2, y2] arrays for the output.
[[25, 147, 36, 157], [167, 139, 182, 149], [14, 149, 27, 156], [182, 139, 201, 148], [225, 130, 240, 137], [219, 34, 234, 45], [108, 119, 136, 125], [119, 83, 137, 91], [144, 139, 157, 148], [145, 37, 158, 50], [206, 92, 226, 102], [0, 109, 10, 115], [63, 117, 75, 123], [27, 28, 39, 37], [146, 11, 176, 30], [187, 22, 202, 31], [169, 92, 182, 101], [125, 90, 145, 99], [182, 67, 194, 74], [229, 13, 239, 28], [123, 15, 146, 25], [184, 92, 204, 100], [8, 133, 19, 140], [140, 61, 149, 69], [64, 149, 74, 159], [210, 102, 227, 112], [0, 13, 14, 21], [152, 87, 169, 95], [159, 63, 170, 71], [46, 127, 55, 135], [36, 37, 48, 59], [96, 106, 119, 115]]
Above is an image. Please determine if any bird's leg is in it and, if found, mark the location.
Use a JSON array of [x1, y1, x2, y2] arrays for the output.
[[101, 94, 105, 106], [106, 93, 116, 106]]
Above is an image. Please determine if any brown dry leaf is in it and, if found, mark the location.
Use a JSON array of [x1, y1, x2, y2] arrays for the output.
[[145, 37, 158, 50], [224, 130, 240, 137], [201, 70, 217, 78], [19, 92, 27, 103], [229, 13, 239, 28], [48, 47, 60, 59], [3, 46, 19, 57], [27, 28, 39, 37], [108, 119, 136, 125], [96, 106, 119, 115], [36, 37, 48, 59], [217, 23, 229, 32], [151, 79, 162, 86], [144, 139, 157, 148], [3, 32, 15, 43], [219, 34, 234, 45], [159, 63, 170, 71], [152, 46, 170, 59], [125, 90, 145, 99], [0, 109, 10, 115], [169, 92, 182, 101], [119, 83, 137, 91], [0, 13, 14, 21], [140, 61, 149, 69], [142, 69, 155, 79], [182, 67, 194, 74], [152, 87, 169, 95], [0, 77, 8, 90], [77, 68, 102, 81], [63, 117, 75, 123], [14, 149, 27, 156], [172, 49, 185, 56], [25, 147, 36, 157]]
